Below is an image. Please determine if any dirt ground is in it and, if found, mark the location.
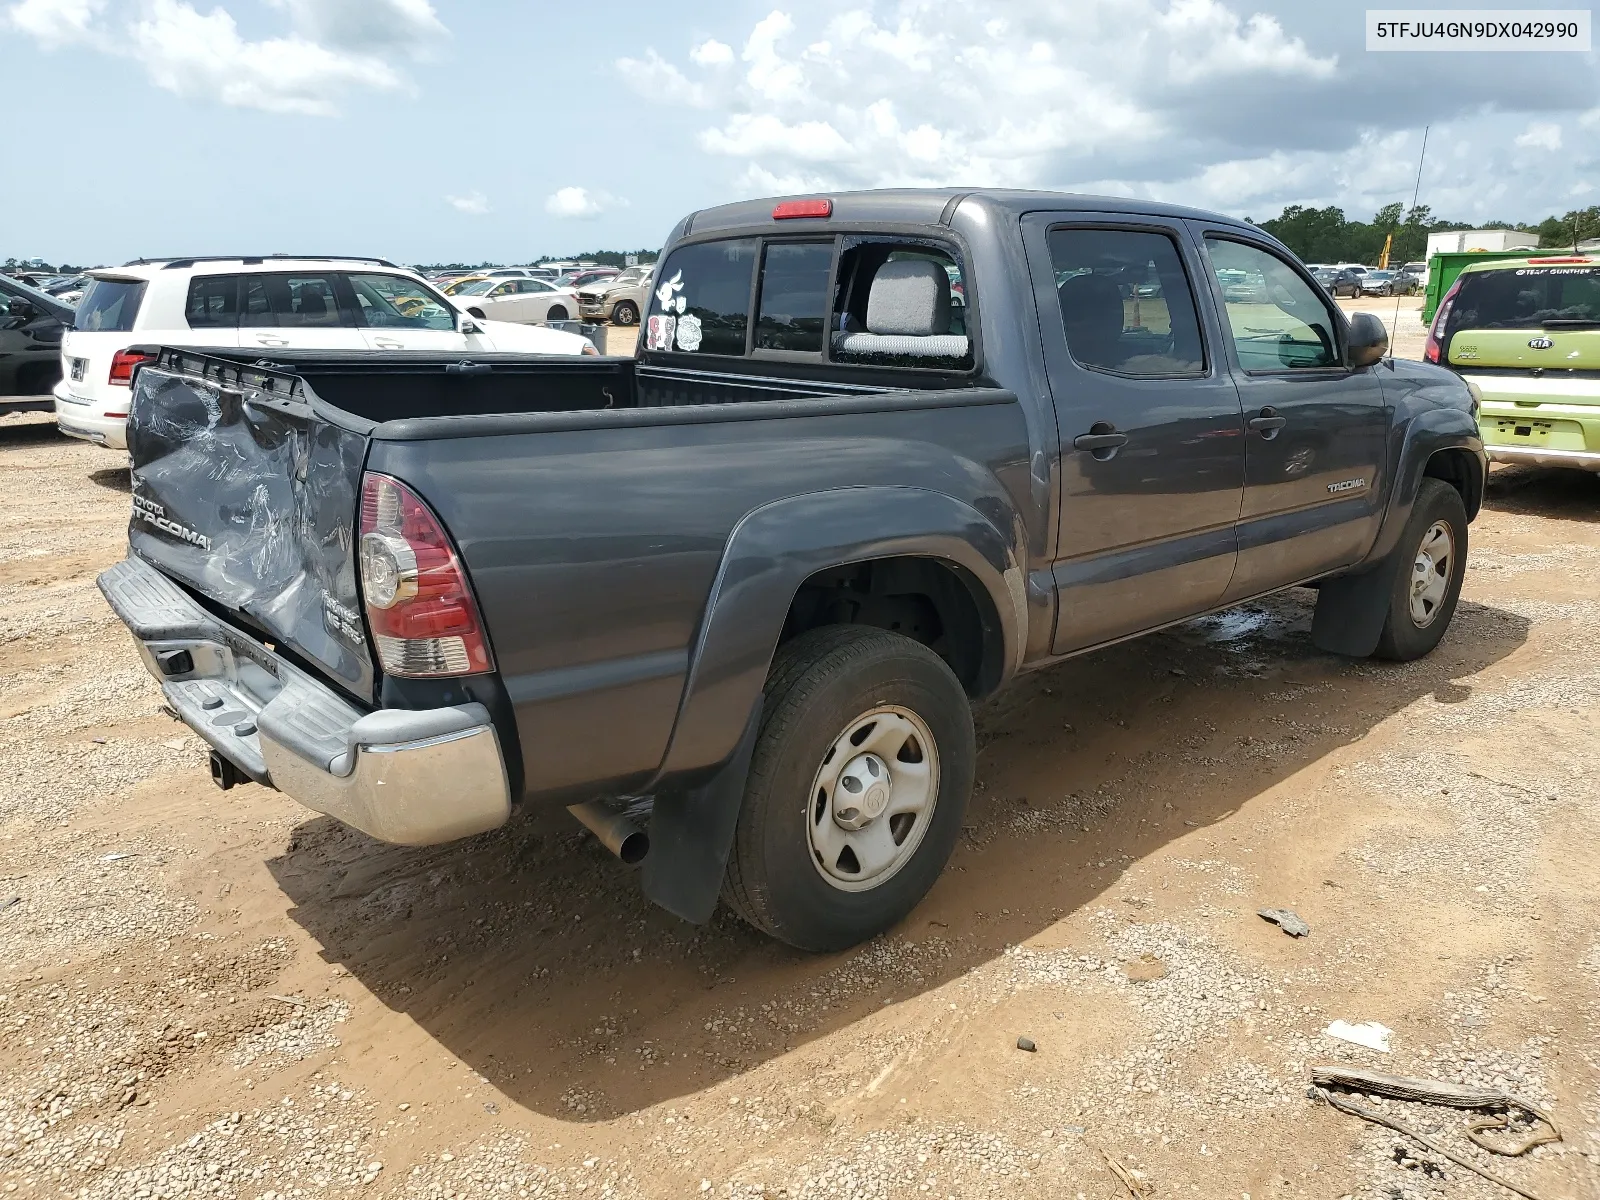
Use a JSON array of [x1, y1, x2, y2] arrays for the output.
[[1, 317, 1597, 1200]]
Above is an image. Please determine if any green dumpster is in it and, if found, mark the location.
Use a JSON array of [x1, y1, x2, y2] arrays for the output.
[[1421, 250, 1551, 324]]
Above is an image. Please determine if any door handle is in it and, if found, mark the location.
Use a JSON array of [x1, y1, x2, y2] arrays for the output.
[[253, 335, 290, 347], [1248, 407, 1287, 438], [373, 338, 404, 349], [1073, 424, 1129, 457]]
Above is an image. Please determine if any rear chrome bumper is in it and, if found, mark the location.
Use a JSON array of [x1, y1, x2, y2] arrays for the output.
[[1487, 444, 1600, 472], [97, 556, 511, 845]]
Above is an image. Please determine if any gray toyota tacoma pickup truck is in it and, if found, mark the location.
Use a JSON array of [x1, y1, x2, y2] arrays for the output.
[[99, 189, 1486, 951]]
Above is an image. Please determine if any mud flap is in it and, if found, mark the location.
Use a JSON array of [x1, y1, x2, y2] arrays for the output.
[[1311, 553, 1403, 658], [640, 702, 762, 924]]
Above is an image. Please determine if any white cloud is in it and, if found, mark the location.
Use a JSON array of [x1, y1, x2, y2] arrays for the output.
[[689, 37, 732, 65], [129, 0, 404, 116], [5, 0, 443, 115], [616, 48, 708, 107], [267, 0, 445, 56], [4, 0, 102, 45], [445, 191, 489, 216], [613, 0, 1595, 218], [619, 0, 1340, 196], [544, 186, 624, 219], [698, 114, 852, 162], [1515, 122, 1563, 151], [1583, 108, 1600, 129]]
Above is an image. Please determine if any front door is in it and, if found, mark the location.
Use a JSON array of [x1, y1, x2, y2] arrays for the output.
[[1194, 233, 1390, 599], [1023, 215, 1247, 654], [347, 272, 482, 353]]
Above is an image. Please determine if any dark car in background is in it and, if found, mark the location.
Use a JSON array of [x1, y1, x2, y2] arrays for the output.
[[1313, 266, 1363, 298], [0, 275, 73, 412]]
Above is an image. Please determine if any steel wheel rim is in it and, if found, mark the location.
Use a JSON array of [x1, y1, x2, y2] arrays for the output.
[[807, 705, 940, 893], [1409, 519, 1455, 628]]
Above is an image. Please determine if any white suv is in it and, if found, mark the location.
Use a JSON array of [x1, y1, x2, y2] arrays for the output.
[[54, 255, 594, 450]]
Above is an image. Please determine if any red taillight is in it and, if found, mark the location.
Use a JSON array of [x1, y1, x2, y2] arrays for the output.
[[108, 349, 150, 385], [772, 198, 832, 220], [358, 473, 493, 678], [1424, 279, 1462, 365]]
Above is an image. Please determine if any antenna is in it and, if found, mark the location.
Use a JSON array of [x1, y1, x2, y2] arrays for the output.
[[1390, 124, 1429, 363]]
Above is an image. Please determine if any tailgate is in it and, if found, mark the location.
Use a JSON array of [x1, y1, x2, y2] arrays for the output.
[[125, 348, 376, 702]]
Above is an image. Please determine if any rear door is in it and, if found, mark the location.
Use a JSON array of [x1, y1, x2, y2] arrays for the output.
[[1194, 232, 1389, 599], [1022, 213, 1247, 653], [238, 272, 366, 352], [125, 349, 376, 700]]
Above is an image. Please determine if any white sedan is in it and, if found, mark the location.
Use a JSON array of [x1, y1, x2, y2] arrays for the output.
[[452, 276, 580, 323]]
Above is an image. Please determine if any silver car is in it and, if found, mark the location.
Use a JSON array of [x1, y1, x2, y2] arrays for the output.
[[578, 265, 654, 327], [1358, 269, 1411, 297]]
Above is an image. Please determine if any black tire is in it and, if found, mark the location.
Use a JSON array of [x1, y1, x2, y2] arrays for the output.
[[1373, 478, 1469, 661], [467, 307, 487, 319], [546, 305, 568, 322], [612, 300, 639, 327], [722, 626, 975, 951]]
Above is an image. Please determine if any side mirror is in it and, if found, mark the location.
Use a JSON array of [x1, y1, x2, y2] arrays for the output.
[[1347, 311, 1389, 368], [459, 317, 484, 336]]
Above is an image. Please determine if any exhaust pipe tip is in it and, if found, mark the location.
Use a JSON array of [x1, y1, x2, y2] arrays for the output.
[[568, 799, 650, 865], [614, 826, 649, 866]]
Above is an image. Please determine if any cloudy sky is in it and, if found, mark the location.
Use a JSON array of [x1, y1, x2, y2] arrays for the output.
[[4, 0, 1596, 264]]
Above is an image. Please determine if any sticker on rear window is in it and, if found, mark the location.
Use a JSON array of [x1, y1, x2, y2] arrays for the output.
[[646, 314, 676, 351]]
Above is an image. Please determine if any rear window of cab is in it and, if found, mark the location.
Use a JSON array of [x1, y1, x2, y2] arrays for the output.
[[644, 234, 973, 371]]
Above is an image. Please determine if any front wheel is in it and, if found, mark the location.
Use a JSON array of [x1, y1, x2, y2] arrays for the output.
[[1373, 478, 1469, 660], [722, 627, 975, 951], [611, 300, 639, 326]]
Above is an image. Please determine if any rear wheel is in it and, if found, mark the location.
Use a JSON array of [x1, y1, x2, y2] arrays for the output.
[[612, 300, 639, 326], [546, 305, 568, 322], [467, 307, 487, 319], [1373, 479, 1469, 660], [722, 626, 974, 951]]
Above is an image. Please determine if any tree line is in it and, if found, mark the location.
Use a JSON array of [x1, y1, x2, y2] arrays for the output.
[[415, 249, 660, 271], [1250, 203, 1600, 265]]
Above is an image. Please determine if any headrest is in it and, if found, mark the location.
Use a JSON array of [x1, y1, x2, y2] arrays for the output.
[[867, 259, 952, 336], [1057, 273, 1124, 343]]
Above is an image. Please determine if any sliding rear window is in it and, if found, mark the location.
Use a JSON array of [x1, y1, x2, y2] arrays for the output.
[[74, 278, 147, 332]]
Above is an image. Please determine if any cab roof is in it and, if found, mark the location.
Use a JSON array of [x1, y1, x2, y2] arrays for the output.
[[678, 187, 1259, 239]]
